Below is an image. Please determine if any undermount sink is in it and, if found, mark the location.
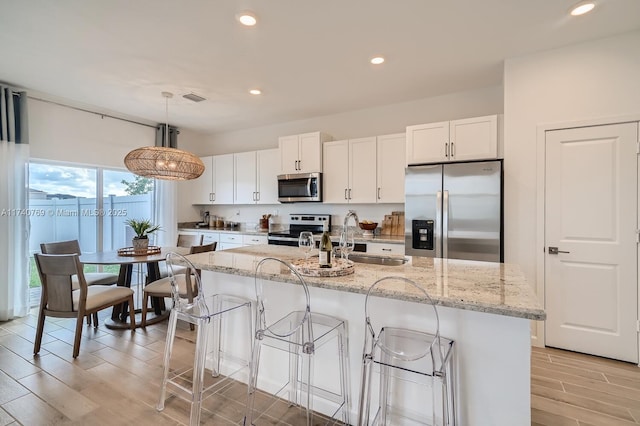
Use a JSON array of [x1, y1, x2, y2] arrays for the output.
[[347, 253, 408, 266]]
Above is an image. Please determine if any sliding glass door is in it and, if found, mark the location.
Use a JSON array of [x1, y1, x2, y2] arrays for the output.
[[28, 162, 155, 297]]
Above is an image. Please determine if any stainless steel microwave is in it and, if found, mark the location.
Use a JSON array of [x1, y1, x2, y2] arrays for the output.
[[277, 172, 322, 203]]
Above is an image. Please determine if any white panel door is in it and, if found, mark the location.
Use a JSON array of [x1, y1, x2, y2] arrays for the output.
[[545, 122, 638, 363]]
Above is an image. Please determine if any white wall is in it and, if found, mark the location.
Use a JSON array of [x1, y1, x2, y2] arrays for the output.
[[504, 30, 640, 339], [181, 85, 503, 156], [177, 85, 504, 223], [28, 98, 156, 167]]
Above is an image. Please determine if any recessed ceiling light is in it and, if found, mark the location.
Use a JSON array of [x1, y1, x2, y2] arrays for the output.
[[570, 2, 595, 16], [370, 56, 385, 65], [238, 11, 257, 26], [249, 89, 261, 95]]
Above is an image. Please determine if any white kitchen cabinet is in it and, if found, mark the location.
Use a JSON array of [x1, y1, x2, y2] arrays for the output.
[[200, 231, 219, 246], [219, 233, 243, 250], [406, 114, 500, 165], [189, 154, 234, 204], [366, 242, 404, 255], [234, 151, 257, 204], [376, 133, 405, 203], [323, 137, 377, 204], [189, 156, 215, 204], [213, 154, 234, 204], [235, 149, 279, 205], [279, 131, 332, 174]]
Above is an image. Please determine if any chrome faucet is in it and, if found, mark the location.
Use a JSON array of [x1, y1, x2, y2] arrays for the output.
[[343, 210, 359, 232]]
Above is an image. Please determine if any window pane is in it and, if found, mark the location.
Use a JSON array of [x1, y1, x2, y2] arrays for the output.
[[29, 163, 98, 253], [103, 170, 154, 250]]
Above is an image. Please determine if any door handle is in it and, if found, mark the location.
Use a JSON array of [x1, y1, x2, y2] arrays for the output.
[[445, 143, 449, 158], [348, 188, 352, 200], [548, 247, 570, 254], [344, 188, 348, 200], [377, 187, 381, 200], [451, 142, 455, 157]]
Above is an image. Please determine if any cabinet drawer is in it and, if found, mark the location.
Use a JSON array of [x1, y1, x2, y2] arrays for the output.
[[201, 232, 219, 244], [219, 242, 243, 251], [243, 235, 267, 245], [366, 243, 404, 255], [220, 233, 242, 244]]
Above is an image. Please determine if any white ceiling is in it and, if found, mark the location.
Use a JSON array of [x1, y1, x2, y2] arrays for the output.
[[1, 0, 639, 134]]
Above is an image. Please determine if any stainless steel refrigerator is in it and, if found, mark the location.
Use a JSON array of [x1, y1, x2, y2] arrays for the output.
[[405, 160, 503, 262]]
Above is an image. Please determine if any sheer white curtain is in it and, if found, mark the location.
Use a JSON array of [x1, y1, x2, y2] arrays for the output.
[[154, 179, 177, 247], [0, 86, 29, 321]]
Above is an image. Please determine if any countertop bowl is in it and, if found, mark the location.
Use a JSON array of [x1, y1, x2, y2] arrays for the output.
[[358, 222, 378, 231]]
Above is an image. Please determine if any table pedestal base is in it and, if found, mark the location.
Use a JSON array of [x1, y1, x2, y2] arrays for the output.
[[104, 308, 170, 330]]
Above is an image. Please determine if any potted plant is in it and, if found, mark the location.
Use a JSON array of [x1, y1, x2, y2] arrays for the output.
[[125, 218, 161, 253]]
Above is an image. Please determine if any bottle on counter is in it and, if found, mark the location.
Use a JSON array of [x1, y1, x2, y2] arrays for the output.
[[319, 220, 332, 268]]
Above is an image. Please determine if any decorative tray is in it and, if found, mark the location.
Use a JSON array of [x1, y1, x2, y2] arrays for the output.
[[117, 246, 161, 256], [291, 258, 355, 277]]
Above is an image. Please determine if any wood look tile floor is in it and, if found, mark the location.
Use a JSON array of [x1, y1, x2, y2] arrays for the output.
[[2, 306, 640, 425], [531, 346, 640, 426]]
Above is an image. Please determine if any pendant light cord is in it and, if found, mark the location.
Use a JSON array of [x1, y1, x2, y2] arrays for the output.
[[162, 91, 173, 148]]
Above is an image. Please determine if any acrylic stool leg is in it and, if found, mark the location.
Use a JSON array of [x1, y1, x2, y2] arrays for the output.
[[301, 348, 314, 426], [158, 310, 178, 411], [245, 338, 263, 426], [379, 346, 392, 424], [190, 317, 209, 426], [338, 324, 351, 425]]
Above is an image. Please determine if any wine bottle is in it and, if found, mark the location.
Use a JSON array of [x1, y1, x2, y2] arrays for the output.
[[318, 220, 332, 268]]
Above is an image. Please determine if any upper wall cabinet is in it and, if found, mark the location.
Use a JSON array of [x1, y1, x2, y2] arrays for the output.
[[279, 131, 332, 174], [376, 133, 405, 203], [406, 114, 501, 165], [323, 133, 405, 204], [190, 154, 234, 205], [235, 148, 279, 205], [323, 137, 377, 204]]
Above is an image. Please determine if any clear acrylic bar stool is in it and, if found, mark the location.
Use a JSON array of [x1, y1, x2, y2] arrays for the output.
[[157, 252, 253, 426], [244, 257, 350, 426], [358, 276, 456, 426]]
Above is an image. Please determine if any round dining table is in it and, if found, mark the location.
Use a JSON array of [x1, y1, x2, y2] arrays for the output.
[[79, 246, 190, 329]]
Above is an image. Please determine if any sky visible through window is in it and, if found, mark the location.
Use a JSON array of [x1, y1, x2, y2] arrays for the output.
[[29, 163, 134, 197]]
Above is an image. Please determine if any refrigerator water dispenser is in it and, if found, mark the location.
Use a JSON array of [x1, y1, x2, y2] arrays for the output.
[[412, 219, 434, 250]]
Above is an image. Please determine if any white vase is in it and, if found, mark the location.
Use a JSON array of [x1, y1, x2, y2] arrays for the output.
[[132, 237, 149, 253]]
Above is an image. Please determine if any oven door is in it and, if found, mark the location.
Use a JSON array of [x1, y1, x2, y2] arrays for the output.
[[277, 172, 322, 203]]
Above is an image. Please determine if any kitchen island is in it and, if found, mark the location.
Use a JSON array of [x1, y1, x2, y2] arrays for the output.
[[187, 245, 545, 425]]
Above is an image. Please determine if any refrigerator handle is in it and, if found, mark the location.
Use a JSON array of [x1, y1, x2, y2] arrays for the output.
[[443, 190, 449, 259], [436, 191, 442, 258]]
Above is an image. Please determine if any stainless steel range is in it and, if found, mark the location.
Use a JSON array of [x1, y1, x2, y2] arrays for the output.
[[267, 214, 330, 246]]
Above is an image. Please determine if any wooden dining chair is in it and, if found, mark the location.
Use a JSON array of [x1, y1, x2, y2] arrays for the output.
[[40, 239, 120, 326], [141, 243, 216, 327], [40, 239, 119, 288], [33, 253, 136, 358], [177, 233, 203, 248]]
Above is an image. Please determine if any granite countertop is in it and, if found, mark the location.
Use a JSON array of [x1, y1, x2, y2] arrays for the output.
[[187, 245, 546, 321]]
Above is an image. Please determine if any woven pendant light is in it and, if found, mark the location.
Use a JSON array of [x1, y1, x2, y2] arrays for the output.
[[124, 92, 204, 181]]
